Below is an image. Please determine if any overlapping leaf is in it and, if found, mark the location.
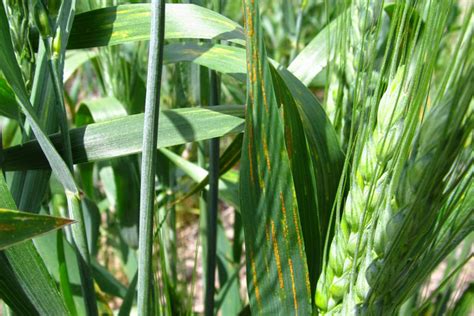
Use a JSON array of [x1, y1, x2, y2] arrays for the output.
[[0, 78, 19, 119], [240, 0, 312, 313], [2, 105, 245, 170], [0, 171, 69, 315], [0, 208, 73, 250], [68, 4, 245, 49]]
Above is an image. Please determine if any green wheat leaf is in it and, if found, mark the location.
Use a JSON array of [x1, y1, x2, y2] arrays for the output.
[[68, 4, 245, 49], [240, 0, 312, 313], [0, 208, 73, 250], [2, 105, 245, 170]]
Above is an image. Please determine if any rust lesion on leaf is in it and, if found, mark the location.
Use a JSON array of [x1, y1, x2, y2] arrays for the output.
[[244, 5, 254, 39], [250, 250, 262, 311], [265, 221, 271, 242], [251, 49, 258, 84], [288, 258, 299, 315], [258, 62, 270, 113], [0, 224, 15, 231], [271, 220, 285, 290], [280, 192, 289, 241], [292, 196, 304, 261], [262, 132, 271, 172], [305, 264, 311, 302]]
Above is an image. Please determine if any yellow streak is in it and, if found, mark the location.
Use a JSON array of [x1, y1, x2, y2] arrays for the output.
[[288, 259, 299, 314], [262, 134, 272, 172], [305, 266, 311, 301], [258, 61, 269, 113], [245, 6, 254, 38], [292, 192, 304, 258], [250, 251, 262, 311], [271, 220, 284, 289], [291, 191, 311, 299], [280, 192, 289, 241], [111, 30, 130, 39]]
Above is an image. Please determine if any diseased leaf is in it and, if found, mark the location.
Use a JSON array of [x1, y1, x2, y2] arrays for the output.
[[0, 208, 73, 250], [277, 67, 344, 299], [0, 171, 69, 315], [240, 0, 312, 313]]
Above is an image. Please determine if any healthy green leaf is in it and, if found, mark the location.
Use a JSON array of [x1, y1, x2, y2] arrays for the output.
[[75, 96, 128, 127], [164, 43, 246, 82], [35, 231, 128, 300], [0, 253, 38, 315], [68, 4, 245, 49], [64, 51, 98, 82], [2, 105, 245, 170], [171, 134, 243, 207], [288, 11, 341, 85], [0, 78, 19, 119], [159, 148, 239, 208]]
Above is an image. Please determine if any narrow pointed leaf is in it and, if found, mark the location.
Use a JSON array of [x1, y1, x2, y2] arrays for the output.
[[0, 171, 69, 315], [0, 208, 73, 250]]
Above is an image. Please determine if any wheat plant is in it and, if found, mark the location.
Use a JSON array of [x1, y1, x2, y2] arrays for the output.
[[0, 0, 472, 315]]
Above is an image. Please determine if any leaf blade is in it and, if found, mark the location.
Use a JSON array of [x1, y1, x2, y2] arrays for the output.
[[240, 1, 312, 313], [2, 105, 245, 170], [68, 4, 245, 49]]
